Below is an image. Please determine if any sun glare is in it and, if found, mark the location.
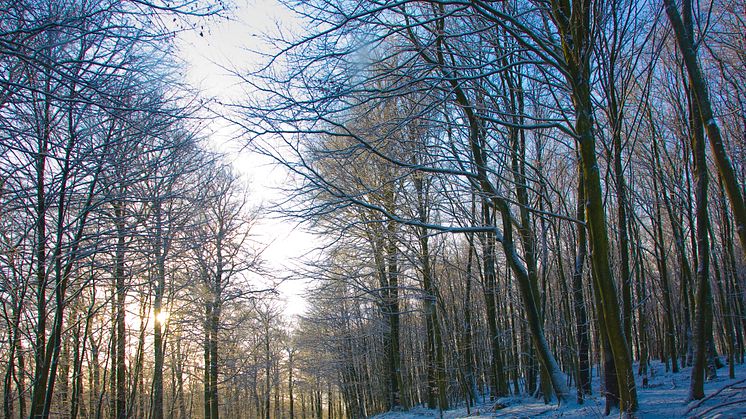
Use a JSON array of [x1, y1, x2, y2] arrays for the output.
[[155, 311, 169, 325]]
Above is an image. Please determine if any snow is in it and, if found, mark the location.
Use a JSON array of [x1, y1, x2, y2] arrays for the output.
[[373, 361, 746, 418]]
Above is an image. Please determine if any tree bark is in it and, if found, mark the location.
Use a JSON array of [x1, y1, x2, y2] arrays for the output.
[[114, 200, 127, 419], [572, 166, 592, 402], [204, 303, 213, 419], [152, 200, 165, 419], [687, 63, 713, 403], [385, 218, 403, 410], [462, 230, 479, 406], [29, 66, 51, 418], [288, 349, 295, 419], [551, 0, 638, 407], [663, 0, 746, 258]]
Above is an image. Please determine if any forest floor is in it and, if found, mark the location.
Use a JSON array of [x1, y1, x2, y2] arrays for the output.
[[373, 361, 746, 418]]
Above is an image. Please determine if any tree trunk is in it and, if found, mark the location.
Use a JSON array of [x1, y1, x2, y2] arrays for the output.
[[463, 231, 479, 406], [380, 200, 403, 411], [718, 177, 738, 379], [210, 302, 219, 419], [572, 166, 592, 402], [663, 0, 746, 258], [508, 72, 554, 403], [550, 0, 638, 410], [562, 35, 637, 414], [29, 76, 51, 418], [631, 218, 650, 384], [687, 78, 712, 401], [613, 113, 633, 356], [288, 350, 295, 419], [264, 323, 271, 419], [204, 303, 213, 419], [650, 145, 680, 373], [152, 201, 166, 419], [114, 200, 127, 419], [480, 204, 506, 399]]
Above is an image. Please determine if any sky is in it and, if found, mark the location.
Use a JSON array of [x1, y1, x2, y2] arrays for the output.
[[175, 0, 314, 318]]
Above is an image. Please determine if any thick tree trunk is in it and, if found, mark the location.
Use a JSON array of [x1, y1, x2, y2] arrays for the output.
[[550, 0, 638, 410], [568, 73, 637, 412], [559, 28, 637, 411]]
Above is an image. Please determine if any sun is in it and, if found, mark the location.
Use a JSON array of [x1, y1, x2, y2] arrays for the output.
[[156, 311, 170, 325]]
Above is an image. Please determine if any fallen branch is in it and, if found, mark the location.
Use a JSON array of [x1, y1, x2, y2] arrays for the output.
[[697, 398, 746, 417], [685, 378, 746, 414]]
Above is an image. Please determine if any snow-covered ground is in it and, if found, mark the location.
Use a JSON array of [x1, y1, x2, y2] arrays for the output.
[[373, 361, 746, 418]]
